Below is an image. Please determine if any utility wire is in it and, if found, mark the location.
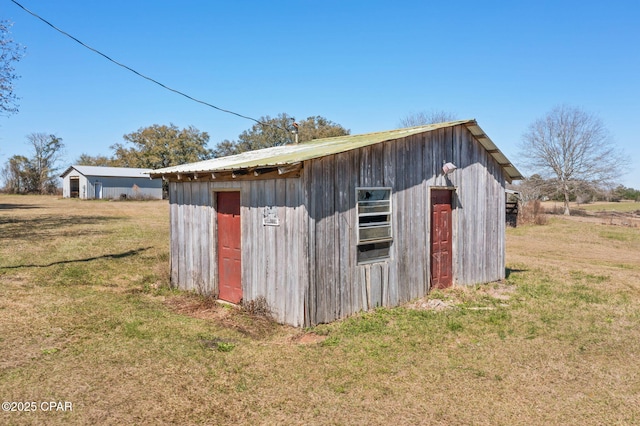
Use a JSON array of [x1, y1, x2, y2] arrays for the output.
[[9, 0, 289, 132]]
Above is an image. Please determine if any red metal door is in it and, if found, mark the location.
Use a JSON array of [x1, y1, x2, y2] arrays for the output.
[[431, 189, 453, 289], [217, 192, 242, 303]]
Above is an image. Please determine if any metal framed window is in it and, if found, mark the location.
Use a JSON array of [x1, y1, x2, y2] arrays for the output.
[[356, 187, 392, 263]]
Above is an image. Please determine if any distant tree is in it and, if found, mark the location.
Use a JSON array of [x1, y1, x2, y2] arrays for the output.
[[612, 185, 640, 202], [1, 133, 64, 194], [213, 113, 350, 157], [513, 174, 553, 204], [398, 110, 458, 128], [1, 20, 25, 117], [297, 115, 350, 141], [519, 105, 628, 215], [1, 154, 29, 193], [26, 133, 65, 194], [111, 124, 212, 169], [212, 139, 240, 158], [75, 153, 115, 166]]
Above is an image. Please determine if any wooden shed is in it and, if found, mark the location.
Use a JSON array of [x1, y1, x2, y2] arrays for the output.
[[60, 165, 163, 200], [150, 120, 522, 327]]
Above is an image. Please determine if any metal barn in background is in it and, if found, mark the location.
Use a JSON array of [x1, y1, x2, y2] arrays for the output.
[[60, 165, 163, 200], [150, 120, 522, 327]]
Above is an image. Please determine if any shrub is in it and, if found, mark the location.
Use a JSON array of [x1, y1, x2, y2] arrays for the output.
[[242, 296, 273, 318], [519, 200, 548, 225]]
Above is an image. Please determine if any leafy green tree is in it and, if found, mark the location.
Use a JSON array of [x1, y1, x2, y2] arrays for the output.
[[111, 124, 212, 169], [75, 153, 115, 167], [613, 185, 640, 201], [297, 115, 350, 141], [212, 113, 350, 157], [1, 20, 25, 117]]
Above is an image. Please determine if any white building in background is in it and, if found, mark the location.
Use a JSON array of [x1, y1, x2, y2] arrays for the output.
[[60, 165, 162, 200]]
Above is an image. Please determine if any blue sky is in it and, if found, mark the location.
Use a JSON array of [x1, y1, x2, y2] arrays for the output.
[[2, 0, 639, 188]]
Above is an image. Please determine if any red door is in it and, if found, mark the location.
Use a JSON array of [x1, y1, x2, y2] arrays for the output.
[[431, 189, 453, 289], [217, 192, 242, 303]]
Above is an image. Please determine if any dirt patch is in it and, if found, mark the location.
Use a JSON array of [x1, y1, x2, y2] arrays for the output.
[[164, 294, 331, 345], [592, 210, 640, 227], [163, 294, 283, 340], [406, 281, 516, 311], [293, 332, 328, 345], [164, 294, 226, 320], [406, 298, 456, 311], [480, 282, 517, 300]]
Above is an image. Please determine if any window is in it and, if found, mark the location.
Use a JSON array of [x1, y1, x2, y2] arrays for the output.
[[356, 187, 392, 262]]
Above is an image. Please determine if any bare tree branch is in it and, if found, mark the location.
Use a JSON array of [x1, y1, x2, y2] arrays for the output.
[[519, 105, 628, 215], [398, 110, 458, 128]]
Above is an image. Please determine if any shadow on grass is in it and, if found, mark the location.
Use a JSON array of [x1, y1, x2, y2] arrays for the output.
[[505, 267, 527, 279], [0, 203, 43, 210], [0, 215, 121, 240], [0, 247, 152, 269]]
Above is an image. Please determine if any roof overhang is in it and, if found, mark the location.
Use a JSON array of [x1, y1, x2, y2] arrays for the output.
[[463, 122, 523, 182]]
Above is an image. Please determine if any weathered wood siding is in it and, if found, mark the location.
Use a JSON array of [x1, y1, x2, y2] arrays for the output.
[[305, 124, 506, 325], [168, 178, 307, 327], [168, 124, 507, 327], [169, 181, 214, 294], [452, 126, 506, 285]]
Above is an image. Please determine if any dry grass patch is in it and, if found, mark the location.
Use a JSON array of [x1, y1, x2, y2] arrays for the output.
[[1, 195, 639, 425]]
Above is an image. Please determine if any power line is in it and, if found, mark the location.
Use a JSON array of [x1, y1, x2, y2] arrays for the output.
[[8, 0, 289, 132]]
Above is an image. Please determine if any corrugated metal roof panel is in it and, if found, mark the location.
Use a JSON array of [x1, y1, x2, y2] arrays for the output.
[[150, 119, 523, 181], [60, 165, 154, 178]]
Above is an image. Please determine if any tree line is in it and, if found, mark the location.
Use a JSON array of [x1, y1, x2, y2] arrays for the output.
[[514, 174, 639, 205], [2, 107, 637, 213], [0, 114, 350, 194]]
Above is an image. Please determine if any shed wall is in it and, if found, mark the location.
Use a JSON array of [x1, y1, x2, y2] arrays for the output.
[[168, 178, 307, 326], [86, 176, 162, 200], [305, 125, 506, 325], [62, 172, 162, 199], [61, 172, 89, 198]]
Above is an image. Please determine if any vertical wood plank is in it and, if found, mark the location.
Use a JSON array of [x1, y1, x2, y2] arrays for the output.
[[274, 178, 287, 323], [176, 182, 186, 290], [192, 182, 203, 292], [336, 153, 351, 319], [310, 159, 323, 324], [370, 263, 382, 307], [383, 139, 398, 307], [248, 181, 260, 302], [323, 157, 336, 322], [170, 181, 179, 288], [350, 148, 363, 315], [210, 183, 219, 297]]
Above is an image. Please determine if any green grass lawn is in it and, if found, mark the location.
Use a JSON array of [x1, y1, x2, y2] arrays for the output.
[[568, 200, 639, 213], [1, 195, 639, 425]]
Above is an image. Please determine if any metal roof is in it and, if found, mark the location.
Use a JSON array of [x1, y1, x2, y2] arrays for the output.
[[60, 165, 154, 179], [150, 119, 523, 181]]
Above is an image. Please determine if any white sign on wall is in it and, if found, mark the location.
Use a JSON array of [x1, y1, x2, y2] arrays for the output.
[[262, 206, 279, 226]]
